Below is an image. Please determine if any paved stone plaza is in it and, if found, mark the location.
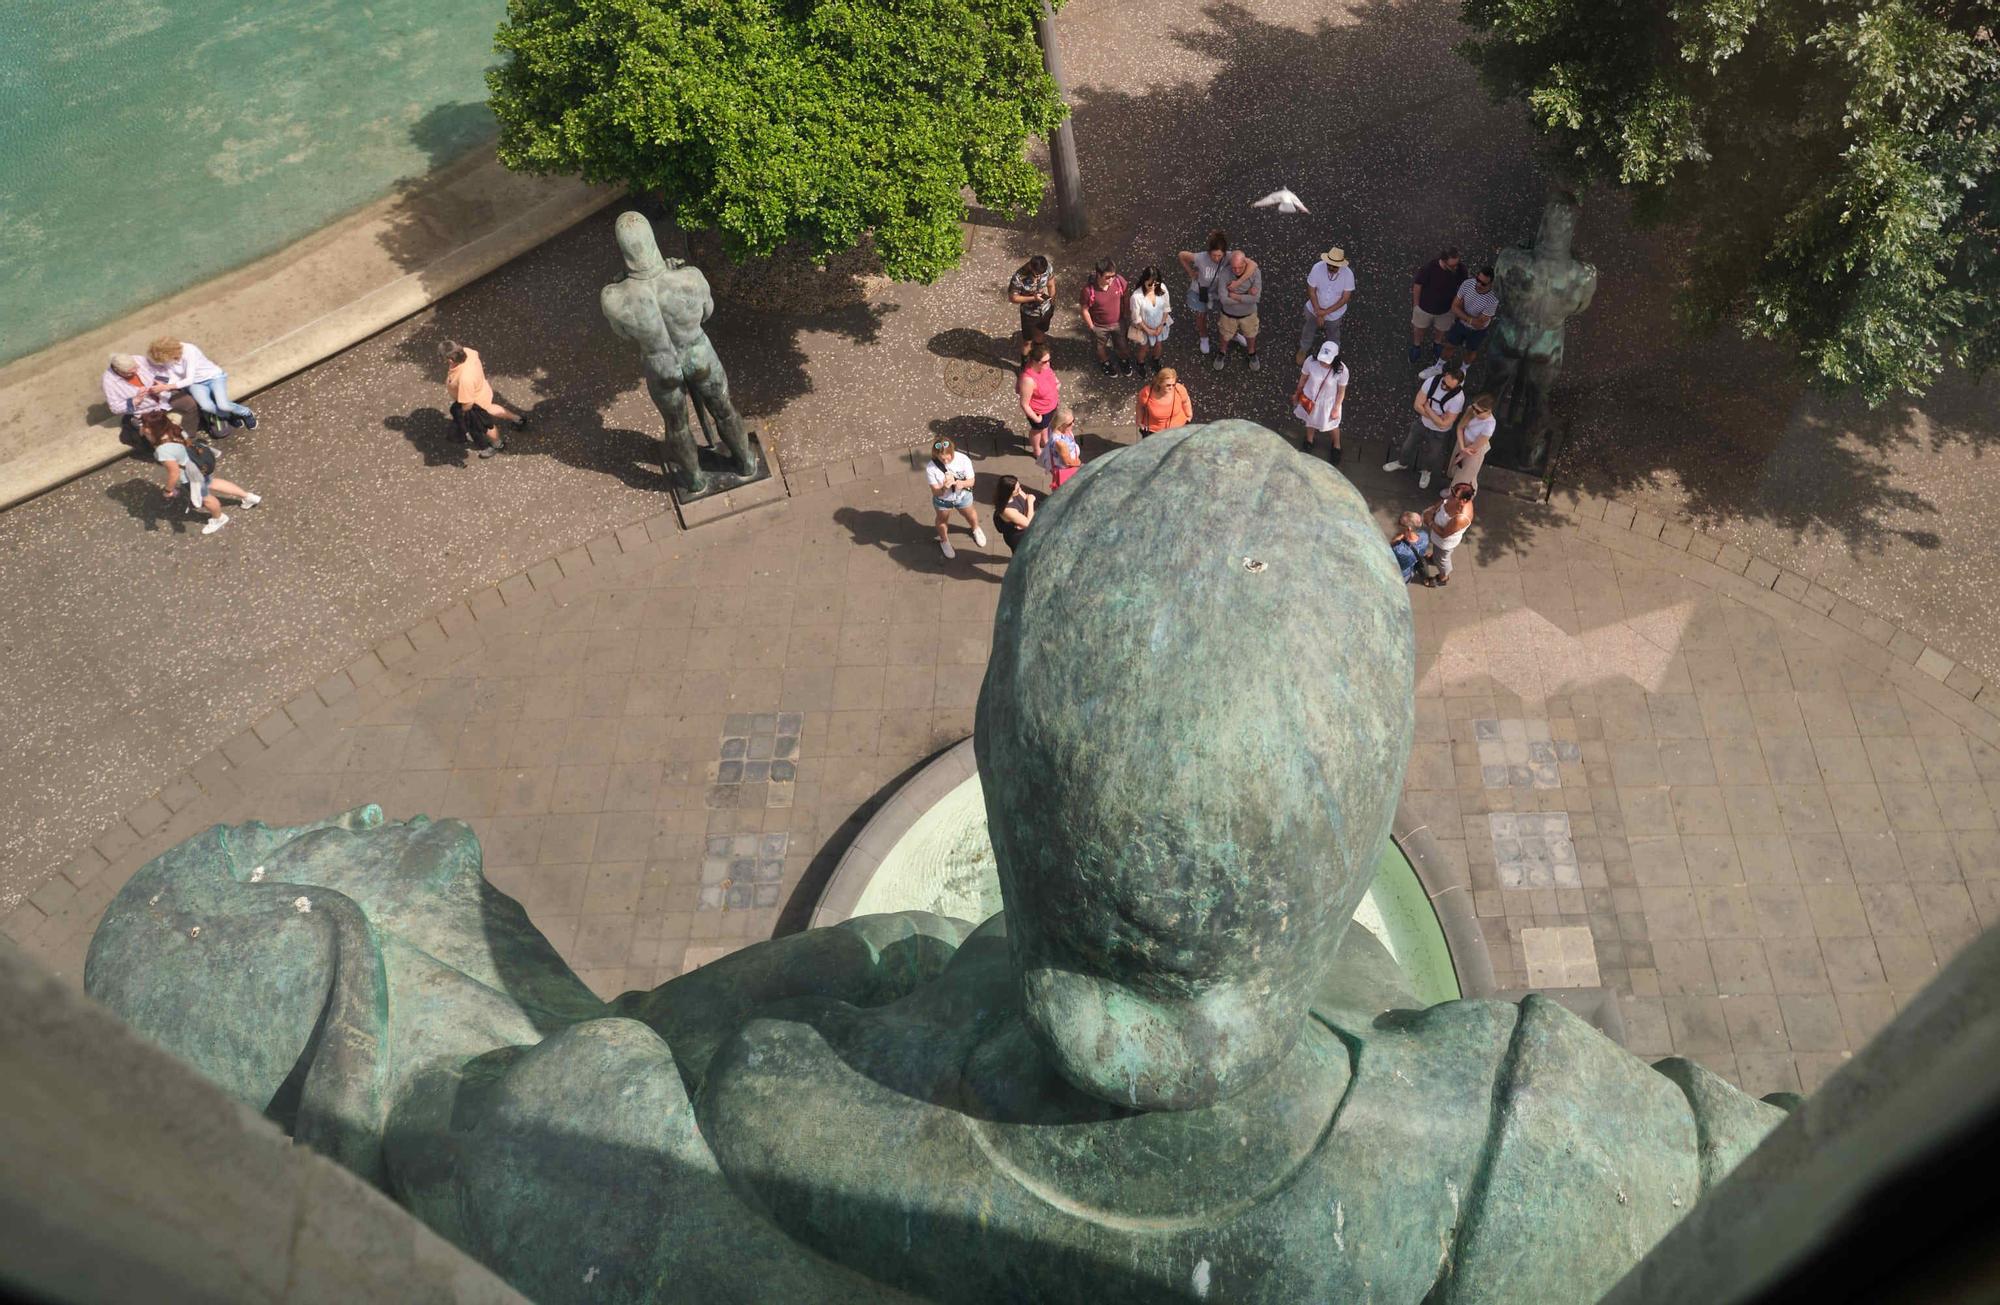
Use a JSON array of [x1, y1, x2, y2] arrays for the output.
[[9, 431, 1999, 1103]]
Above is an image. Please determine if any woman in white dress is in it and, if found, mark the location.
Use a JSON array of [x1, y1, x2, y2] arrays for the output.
[[1290, 341, 1349, 464]]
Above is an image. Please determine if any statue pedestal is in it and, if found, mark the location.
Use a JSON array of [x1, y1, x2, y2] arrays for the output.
[[672, 431, 786, 529]]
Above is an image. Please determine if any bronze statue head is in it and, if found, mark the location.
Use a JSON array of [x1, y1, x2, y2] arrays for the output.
[[1536, 191, 1581, 259], [614, 210, 673, 276], [975, 421, 1416, 1110]]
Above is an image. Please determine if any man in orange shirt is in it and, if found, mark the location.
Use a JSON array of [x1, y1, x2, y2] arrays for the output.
[[441, 340, 530, 459]]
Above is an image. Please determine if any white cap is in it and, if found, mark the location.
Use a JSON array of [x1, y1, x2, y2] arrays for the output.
[[1316, 341, 1341, 365]]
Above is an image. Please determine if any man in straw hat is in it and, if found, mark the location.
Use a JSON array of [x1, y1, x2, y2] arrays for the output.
[[1297, 245, 1355, 364]]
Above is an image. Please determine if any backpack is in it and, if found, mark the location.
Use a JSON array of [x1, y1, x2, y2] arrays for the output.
[[189, 441, 219, 476]]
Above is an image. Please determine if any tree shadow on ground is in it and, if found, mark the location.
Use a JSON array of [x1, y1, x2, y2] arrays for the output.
[[369, 101, 504, 275], [104, 477, 193, 533], [971, 0, 1994, 573]]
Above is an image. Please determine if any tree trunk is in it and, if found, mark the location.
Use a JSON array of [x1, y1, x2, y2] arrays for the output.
[[1036, 1, 1088, 242]]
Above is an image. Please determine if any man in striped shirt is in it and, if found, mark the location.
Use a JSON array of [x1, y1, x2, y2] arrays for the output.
[[1443, 266, 1499, 371]]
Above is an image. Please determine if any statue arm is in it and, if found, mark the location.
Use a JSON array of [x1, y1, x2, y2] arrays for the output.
[[1575, 267, 1599, 315], [612, 911, 975, 1087]]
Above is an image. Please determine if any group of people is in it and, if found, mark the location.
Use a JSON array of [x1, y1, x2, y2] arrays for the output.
[[100, 330, 535, 537], [1390, 482, 1478, 587], [101, 340, 258, 442], [101, 339, 262, 534], [947, 233, 1504, 567]]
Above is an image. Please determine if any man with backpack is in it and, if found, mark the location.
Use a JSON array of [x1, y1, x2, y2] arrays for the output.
[[1384, 364, 1467, 490]]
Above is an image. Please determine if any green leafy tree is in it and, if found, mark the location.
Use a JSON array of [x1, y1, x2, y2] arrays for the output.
[[1458, 0, 2000, 401], [488, 0, 1068, 282]]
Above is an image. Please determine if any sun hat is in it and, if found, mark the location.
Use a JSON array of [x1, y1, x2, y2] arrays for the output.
[[1320, 246, 1348, 267]]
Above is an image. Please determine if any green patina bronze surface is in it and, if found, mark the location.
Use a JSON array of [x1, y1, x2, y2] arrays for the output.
[[87, 421, 1788, 1303]]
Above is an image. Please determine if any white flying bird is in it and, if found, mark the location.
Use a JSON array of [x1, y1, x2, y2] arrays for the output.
[[1251, 188, 1311, 214]]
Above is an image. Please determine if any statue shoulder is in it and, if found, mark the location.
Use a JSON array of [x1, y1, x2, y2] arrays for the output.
[[1425, 994, 1786, 1303]]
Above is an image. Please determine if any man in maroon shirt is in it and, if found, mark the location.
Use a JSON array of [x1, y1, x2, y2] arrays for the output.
[[1079, 258, 1132, 376], [1409, 246, 1462, 365]]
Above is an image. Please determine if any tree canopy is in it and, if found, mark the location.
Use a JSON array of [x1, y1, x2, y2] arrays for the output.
[[488, 0, 1068, 282], [1458, 0, 2000, 401]]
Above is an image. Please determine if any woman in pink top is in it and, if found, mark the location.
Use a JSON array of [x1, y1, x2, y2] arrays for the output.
[[442, 340, 530, 459], [1017, 342, 1061, 457]]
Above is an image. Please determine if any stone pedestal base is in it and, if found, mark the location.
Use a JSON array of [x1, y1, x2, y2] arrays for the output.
[[1480, 462, 1549, 504], [672, 432, 788, 529]]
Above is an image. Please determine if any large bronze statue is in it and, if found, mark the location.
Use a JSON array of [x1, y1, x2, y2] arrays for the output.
[[600, 210, 759, 496], [1479, 192, 1598, 472], [85, 423, 1784, 1305]]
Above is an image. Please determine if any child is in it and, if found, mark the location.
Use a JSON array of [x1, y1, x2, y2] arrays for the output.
[[1037, 407, 1084, 491]]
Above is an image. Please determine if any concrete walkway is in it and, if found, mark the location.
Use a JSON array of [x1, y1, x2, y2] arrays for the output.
[[9, 438, 1998, 1105]]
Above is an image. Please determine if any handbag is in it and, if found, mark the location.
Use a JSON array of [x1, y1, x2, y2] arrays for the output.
[[189, 442, 219, 476]]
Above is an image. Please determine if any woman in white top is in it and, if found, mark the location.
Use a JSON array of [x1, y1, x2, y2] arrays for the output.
[[1126, 266, 1172, 375], [1450, 393, 1497, 488], [140, 412, 261, 536], [148, 337, 258, 429]]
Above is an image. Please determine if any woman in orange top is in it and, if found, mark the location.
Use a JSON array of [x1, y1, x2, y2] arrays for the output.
[[441, 340, 529, 458], [1134, 366, 1193, 440]]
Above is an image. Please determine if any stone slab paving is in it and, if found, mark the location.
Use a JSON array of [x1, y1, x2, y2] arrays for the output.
[[8, 439, 1998, 1105]]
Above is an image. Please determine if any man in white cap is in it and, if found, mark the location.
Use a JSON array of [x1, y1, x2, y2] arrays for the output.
[[1291, 340, 1349, 464], [1296, 246, 1355, 364]]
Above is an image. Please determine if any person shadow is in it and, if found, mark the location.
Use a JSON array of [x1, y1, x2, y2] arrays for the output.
[[105, 476, 195, 533], [833, 499, 1007, 583], [383, 405, 473, 469]]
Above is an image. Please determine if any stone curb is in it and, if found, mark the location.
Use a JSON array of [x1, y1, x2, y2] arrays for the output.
[[1554, 487, 1998, 732]]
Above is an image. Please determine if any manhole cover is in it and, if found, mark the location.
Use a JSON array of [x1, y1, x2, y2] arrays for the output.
[[942, 356, 1009, 400]]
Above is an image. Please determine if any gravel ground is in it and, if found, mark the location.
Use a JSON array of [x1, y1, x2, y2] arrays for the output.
[[1, 0, 1994, 908]]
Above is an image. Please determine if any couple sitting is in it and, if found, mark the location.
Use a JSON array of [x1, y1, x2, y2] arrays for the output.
[[102, 339, 257, 446]]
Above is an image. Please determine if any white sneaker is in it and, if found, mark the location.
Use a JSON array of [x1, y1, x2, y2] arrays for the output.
[[972, 527, 987, 547], [939, 538, 955, 559], [240, 493, 261, 508], [1419, 471, 1433, 490], [1199, 337, 1211, 355], [202, 513, 230, 536], [1383, 460, 1405, 472]]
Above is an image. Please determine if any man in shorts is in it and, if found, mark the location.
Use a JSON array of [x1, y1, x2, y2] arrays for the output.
[[1443, 265, 1499, 372], [1213, 249, 1264, 372], [924, 437, 987, 560], [1297, 246, 1355, 363], [1408, 246, 1462, 364], [1177, 230, 1256, 356], [1009, 255, 1056, 364], [1079, 258, 1132, 376]]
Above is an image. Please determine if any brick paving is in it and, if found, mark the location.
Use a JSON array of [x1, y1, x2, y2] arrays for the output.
[[7, 435, 1997, 1104]]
